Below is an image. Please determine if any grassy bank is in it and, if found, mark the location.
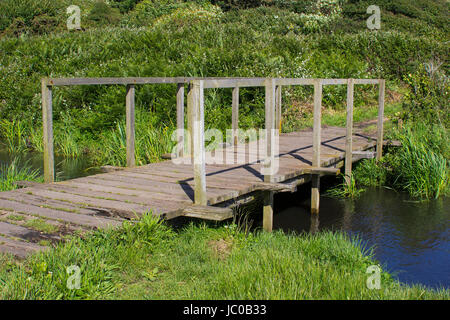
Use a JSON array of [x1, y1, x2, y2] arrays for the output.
[[0, 214, 448, 299], [0, 0, 448, 165]]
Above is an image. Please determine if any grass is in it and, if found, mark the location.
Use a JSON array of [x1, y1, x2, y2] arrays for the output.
[[325, 174, 364, 199], [0, 213, 448, 300], [0, 158, 42, 191], [23, 218, 58, 234], [353, 158, 388, 188], [6, 214, 26, 221], [391, 124, 449, 199]]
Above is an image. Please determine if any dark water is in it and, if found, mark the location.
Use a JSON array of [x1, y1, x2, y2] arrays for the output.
[[0, 149, 100, 181], [270, 188, 450, 290]]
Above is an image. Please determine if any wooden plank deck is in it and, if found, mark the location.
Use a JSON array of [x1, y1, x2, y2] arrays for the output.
[[0, 125, 376, 257]]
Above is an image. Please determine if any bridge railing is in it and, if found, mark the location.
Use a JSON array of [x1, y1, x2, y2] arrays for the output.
[[40, 76, 262, 183], [41, 77, 385, 210], [187, 78, 385, 206]]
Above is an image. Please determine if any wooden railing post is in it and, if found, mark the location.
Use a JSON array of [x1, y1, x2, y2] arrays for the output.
[[42, 79, 54, 183], [311, 79, 322, 215], [376, 79, 385, 161], [263, 78, 276, 232], [176, 83, 185, 157], [126, 84, 135, 167], [188, 80, 207, 205], [264, 78, 276, 183], [275, 85, 282, 133], [232, 86, 239, 146], [345, 78, 354, 187], [187, 83, 193, 159]]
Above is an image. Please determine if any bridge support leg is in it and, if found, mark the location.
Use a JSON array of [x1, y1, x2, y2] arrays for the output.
[[263, 190, 274, 232], [311, 174, 320, 215]]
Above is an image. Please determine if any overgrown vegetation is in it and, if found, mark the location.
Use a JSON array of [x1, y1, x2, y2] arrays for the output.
[[0, 1, 448, 166], [0, 214, 448, 299], [0, 158, 42, 191]]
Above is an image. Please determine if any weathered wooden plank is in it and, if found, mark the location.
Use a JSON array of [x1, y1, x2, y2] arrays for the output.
[[0, 197, 120, 228], [0, 190, 119, 218], [311, 79, 322, 215], [85, 171, 237, 199], [254, 182, 296, 193], [182, 205, 233, 221], [14, 188, 165, 218], [46, 77, 262, 87], [126, 84, 136, 167], [275, 85, 282, 133], [60, 181, 193, 203], [264, 78, 276, 183], [0, 235, 48, 258], [189, 80, 207, 205], [263, 191, 273, 232], [274, 78, 315, 86], [313, 79, 322, 168], [377, 79, 385, 160], [354, 79, 380, 85], [177, 83, 185, 157], [345, 78, 354, 187], [0, 221, 45, 241], [232, 86, 239, 146], [203, 78, 266, 89]]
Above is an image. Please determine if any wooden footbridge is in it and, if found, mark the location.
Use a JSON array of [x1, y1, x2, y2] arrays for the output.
[[0, 77, 385, 257]]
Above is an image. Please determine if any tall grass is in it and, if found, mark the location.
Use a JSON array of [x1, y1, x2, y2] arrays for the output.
[[100, 109, 175, 166], [354, 158, 388, 187], [351, 123, 449, 200], [325, 174, 364, 199], [0, 119, 29, 153], [392, 124, 449, 199], [0, 158, 42, 191]]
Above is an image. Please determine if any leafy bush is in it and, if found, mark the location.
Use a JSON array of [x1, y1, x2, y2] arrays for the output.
[[402, 63, 449, 127], [0, 0, 60, 31], [87, 1, 122, 25]]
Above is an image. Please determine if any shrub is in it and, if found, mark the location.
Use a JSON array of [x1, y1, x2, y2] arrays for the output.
[[87, 1, 122, 25], [402, 63, 449, 127]]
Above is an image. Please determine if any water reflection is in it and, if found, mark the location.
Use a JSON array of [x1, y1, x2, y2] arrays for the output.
[[0, 149, 100, 181]]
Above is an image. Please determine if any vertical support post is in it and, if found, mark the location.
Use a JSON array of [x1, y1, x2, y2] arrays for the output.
[[188, 80, 207, 205], [275, 85, 282, 133], [42, 79, 54, 183], [263, 191, 273, 232], [345, 78, 354, 187], [376, 79, 385, 161], [232, 86, 239, 146], [176, 83, 185, 158], [311, 79, 322, 215], [187, 84, 193, 160], [126, 84, 135, 167], [263, 78, 276, 232]]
